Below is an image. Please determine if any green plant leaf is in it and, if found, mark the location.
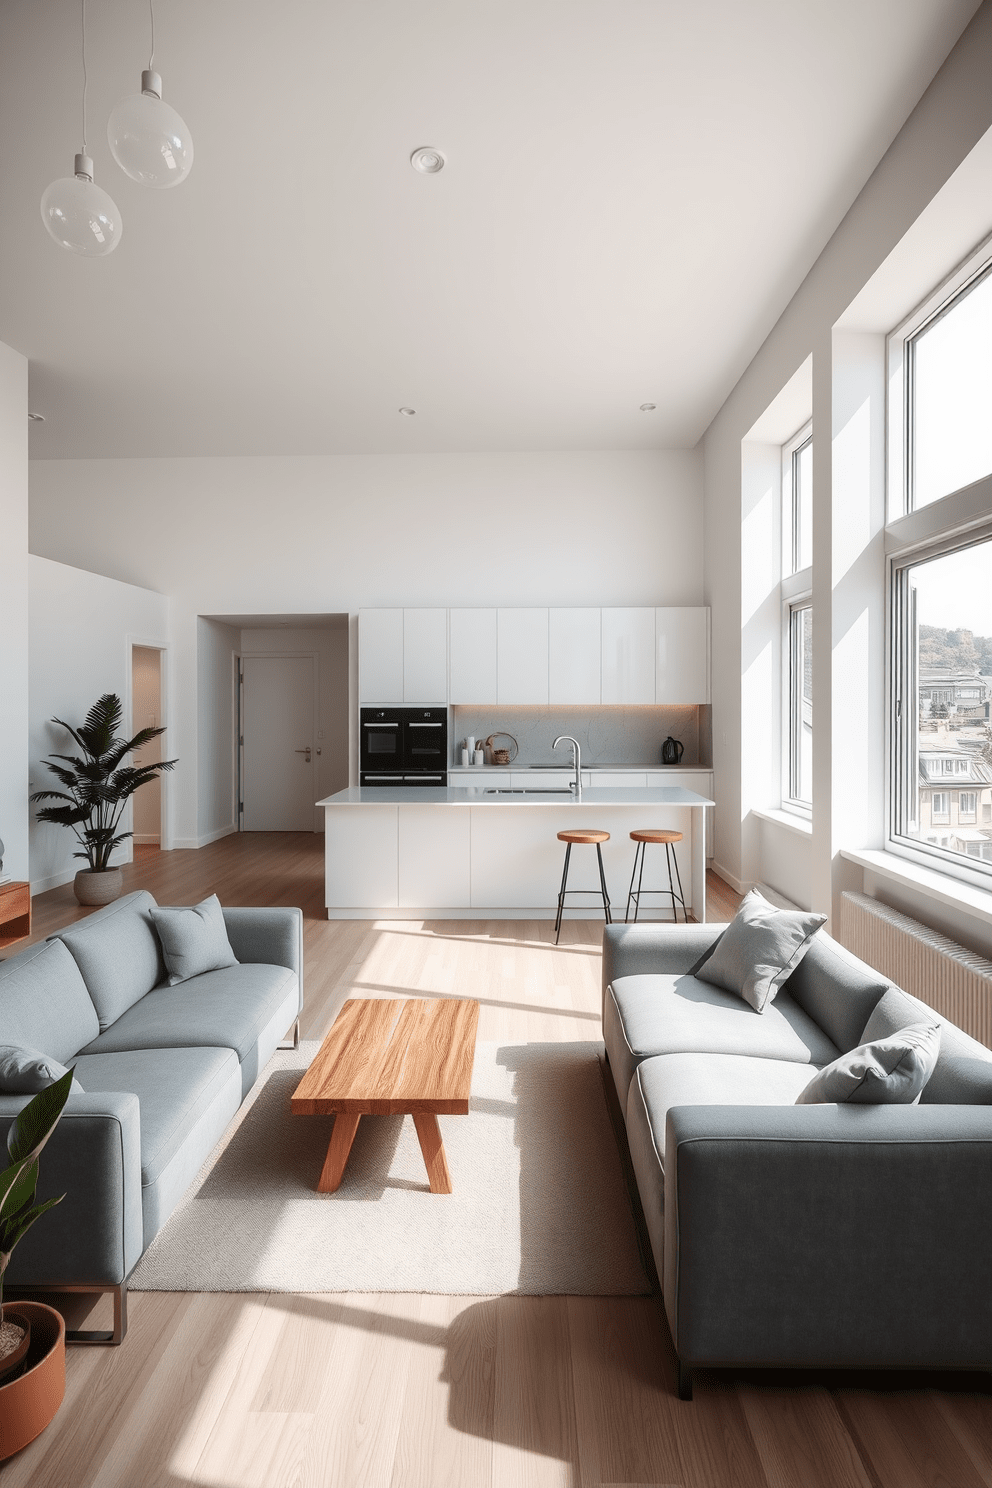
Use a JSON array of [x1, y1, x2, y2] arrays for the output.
[[1, 1193, 65, 1255], [6, 1068, 74, 1167], [0, 1157, 37, 1227]]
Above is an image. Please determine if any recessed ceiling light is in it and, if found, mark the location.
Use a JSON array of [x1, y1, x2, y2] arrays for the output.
[[410, 147, 445, 175], [639, 403, 656, 412], [399, 407, 416, 417], [28, 411, 45, 422]]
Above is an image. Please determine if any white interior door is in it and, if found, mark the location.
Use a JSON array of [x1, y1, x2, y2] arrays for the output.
[[241, 655, 316, 830]]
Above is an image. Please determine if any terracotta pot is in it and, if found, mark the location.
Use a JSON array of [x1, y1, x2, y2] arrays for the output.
[[0, 1308, 31, 1384], [0, 1301, 65, 1460], [73, 867, 124, 906]]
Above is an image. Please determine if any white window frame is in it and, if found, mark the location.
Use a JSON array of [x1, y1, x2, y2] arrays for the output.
[[782, 421, 813, 577], [959, 791, 978, 820], [783, 596, 813, 817], [887, 232, 992, 521], [931, 791, 950, 819], [887, 519, 992, 890]]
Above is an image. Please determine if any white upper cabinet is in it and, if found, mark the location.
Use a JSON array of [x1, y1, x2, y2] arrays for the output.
[[497, 608, 549, 703], [359, 609, 404, 702], [549, 608, 601, 703], [403, 608, 447, 702], [601, 607, 656, 704], [656, 607, 710, 703], [449, 608, 498, 704]]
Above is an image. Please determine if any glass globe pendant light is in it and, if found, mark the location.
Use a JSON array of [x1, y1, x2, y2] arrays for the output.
[[40, 0, 122, 256], [107, 0, 193, 188]]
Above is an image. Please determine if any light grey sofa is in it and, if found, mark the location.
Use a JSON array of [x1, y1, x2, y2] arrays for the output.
[[0, 889, 303, 1343], [602, 920, 992, 1399]]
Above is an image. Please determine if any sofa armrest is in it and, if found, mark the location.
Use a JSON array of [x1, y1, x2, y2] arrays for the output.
[[0, 1091, 143, 1287], [602, 922, 726, 1014], [664, 1102, 992, 1371], [222, 906, 304, 1015]]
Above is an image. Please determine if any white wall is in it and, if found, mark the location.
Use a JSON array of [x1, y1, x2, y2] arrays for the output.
[[30, 450, 703, 843], [196, 618, 240, 847], [703, 3, 992, 942], [29, 556, 169, 891], [0, 341, 28, 884]]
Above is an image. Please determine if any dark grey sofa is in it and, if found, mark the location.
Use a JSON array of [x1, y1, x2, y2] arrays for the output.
[[0, 889, 303, 1343], [602, 920, 992, 1398]]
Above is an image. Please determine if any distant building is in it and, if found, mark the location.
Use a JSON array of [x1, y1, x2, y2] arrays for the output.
[[918, 669, 990, 719], [916, 744, 992, 861]]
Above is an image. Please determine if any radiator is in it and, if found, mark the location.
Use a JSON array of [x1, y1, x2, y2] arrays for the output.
[[840, 890, 992, 1048]]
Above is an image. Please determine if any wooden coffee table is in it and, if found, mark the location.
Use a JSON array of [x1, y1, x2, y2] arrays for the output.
[[291, 998, 479, 1194]]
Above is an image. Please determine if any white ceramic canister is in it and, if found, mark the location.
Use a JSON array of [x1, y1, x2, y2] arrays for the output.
[[473, 747, 485, 766]]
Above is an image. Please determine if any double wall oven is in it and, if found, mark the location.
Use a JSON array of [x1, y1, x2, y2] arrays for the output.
[[360, 706, 448, 787]]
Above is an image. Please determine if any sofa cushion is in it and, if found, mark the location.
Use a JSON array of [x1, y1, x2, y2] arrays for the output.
[[53, 890, 166, 1031], [605, 973, 838, 1104], [782, 931, 890, 1053], [149, 895, 239, 986], [0, 1044, 84, 1094], [71, 1045, 240, 1187], [79, 962, 298, 1065], [692, 888, 826, 1013], [861, 987, 992, 1105], [796, 1023, 941, 1105], [0, 938, 99, 1062]]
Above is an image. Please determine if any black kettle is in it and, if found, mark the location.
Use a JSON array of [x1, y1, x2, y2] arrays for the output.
[[661, 736, 684, 765]]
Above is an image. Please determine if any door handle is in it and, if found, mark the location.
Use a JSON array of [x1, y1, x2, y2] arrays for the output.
[[295, 747, 312, 763]]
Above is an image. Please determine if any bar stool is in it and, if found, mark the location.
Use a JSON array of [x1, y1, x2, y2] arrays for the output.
[[554, 830, 612, 944], [625, 829, 686, 923]]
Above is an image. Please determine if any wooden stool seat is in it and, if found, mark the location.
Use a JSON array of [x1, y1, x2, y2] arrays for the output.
[[629, 828, 683, 845], [557, 829, 610, 845]]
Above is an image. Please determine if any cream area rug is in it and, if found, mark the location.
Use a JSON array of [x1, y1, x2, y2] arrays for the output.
[[129, 1040, 651, 1295]]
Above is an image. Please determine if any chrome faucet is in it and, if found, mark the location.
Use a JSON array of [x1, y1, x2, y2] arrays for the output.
[[553, 735, 582, 793]]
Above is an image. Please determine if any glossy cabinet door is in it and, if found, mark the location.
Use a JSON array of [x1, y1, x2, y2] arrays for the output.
[[655, 607, 710, 703], [325, 805, 398, 907], [602, 607, 656, 704], [449, 608, 498, 703], [549, 608, 601, 703], [359, 609, 404, 702], [398, 805, 471, 907], [497, 608, 549, 703], [403, 608, 447, 702]]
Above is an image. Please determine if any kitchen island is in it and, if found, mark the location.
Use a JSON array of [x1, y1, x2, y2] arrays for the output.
[[318, 783, 714, 920]]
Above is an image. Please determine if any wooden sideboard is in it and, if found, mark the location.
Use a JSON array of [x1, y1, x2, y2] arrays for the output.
[[0, 882, 31, 952]]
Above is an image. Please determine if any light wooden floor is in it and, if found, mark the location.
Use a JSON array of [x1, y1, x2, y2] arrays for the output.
[[6, 836, 992, 1488]]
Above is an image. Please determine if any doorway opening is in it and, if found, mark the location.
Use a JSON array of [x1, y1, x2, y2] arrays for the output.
[[131, 644, 166, 846]]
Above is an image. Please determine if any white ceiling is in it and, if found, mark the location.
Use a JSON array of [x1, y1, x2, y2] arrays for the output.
[[0, 0, 981, 458]]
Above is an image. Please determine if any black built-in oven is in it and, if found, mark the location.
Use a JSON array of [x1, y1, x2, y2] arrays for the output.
[[360, 706, 448, 786]]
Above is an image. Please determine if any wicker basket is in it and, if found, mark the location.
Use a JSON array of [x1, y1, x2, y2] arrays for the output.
[[485, 732, 518, 766]]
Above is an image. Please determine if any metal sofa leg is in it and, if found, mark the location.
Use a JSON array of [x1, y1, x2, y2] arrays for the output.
[[278, 1017, 300, 1051], [676, 1359, 693, 1401]]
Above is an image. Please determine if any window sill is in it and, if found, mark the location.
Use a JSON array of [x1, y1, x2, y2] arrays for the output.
[[840, 848, 992, 929], [751, 807, 812, 839]]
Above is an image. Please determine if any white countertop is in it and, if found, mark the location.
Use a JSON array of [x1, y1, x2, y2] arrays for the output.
[[448, 764, 711, 774], [319, 786, 714, 806]]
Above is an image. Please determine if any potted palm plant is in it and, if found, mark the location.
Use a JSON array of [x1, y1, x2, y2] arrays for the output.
[[31, 693, 177, 906], [0, 1067, 73, 1458]]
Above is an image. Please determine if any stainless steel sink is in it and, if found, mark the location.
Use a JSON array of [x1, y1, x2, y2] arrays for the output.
[[484, 787, 575, 795]]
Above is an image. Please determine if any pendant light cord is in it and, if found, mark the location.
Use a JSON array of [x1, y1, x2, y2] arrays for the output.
[[149, 0, 156, 70], [80, 0, 88, 152]]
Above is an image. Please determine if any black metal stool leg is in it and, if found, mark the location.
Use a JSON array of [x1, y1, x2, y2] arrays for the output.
[[595, 843, 612, 924], [625, 841, 641, 923], [555, 841, 572, 944], [670, 839, 687, 921], [633, 837, 649, 923]]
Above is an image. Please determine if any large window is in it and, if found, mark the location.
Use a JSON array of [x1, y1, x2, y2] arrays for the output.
[[787, 600, 813, 811], [782, 423, 813, 574], [889, 241, 992, 516], [890, 531, 992, 882]]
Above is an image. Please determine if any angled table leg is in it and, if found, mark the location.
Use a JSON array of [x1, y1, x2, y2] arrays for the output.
[[318, 1112, 361, 1192], [413, 1112, 452, 1194]]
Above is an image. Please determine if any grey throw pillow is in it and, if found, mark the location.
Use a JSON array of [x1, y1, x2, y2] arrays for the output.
[[796, 1022, 940, 1105], [693, 888, 826, 1013], [149, 894, 239, 986], [0, 1044, 84, 1093]]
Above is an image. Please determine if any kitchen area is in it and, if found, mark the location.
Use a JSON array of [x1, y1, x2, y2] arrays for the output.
[[319, 605, 714, 920]]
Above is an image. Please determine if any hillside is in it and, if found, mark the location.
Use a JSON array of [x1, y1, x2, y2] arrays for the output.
[[920, 625, 992, 674]]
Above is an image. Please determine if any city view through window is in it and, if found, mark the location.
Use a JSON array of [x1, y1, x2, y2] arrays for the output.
[[907, 539, 992, 867]]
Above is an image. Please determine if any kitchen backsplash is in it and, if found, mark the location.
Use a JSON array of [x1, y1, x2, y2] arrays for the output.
[[451, 705, 708, 767]]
